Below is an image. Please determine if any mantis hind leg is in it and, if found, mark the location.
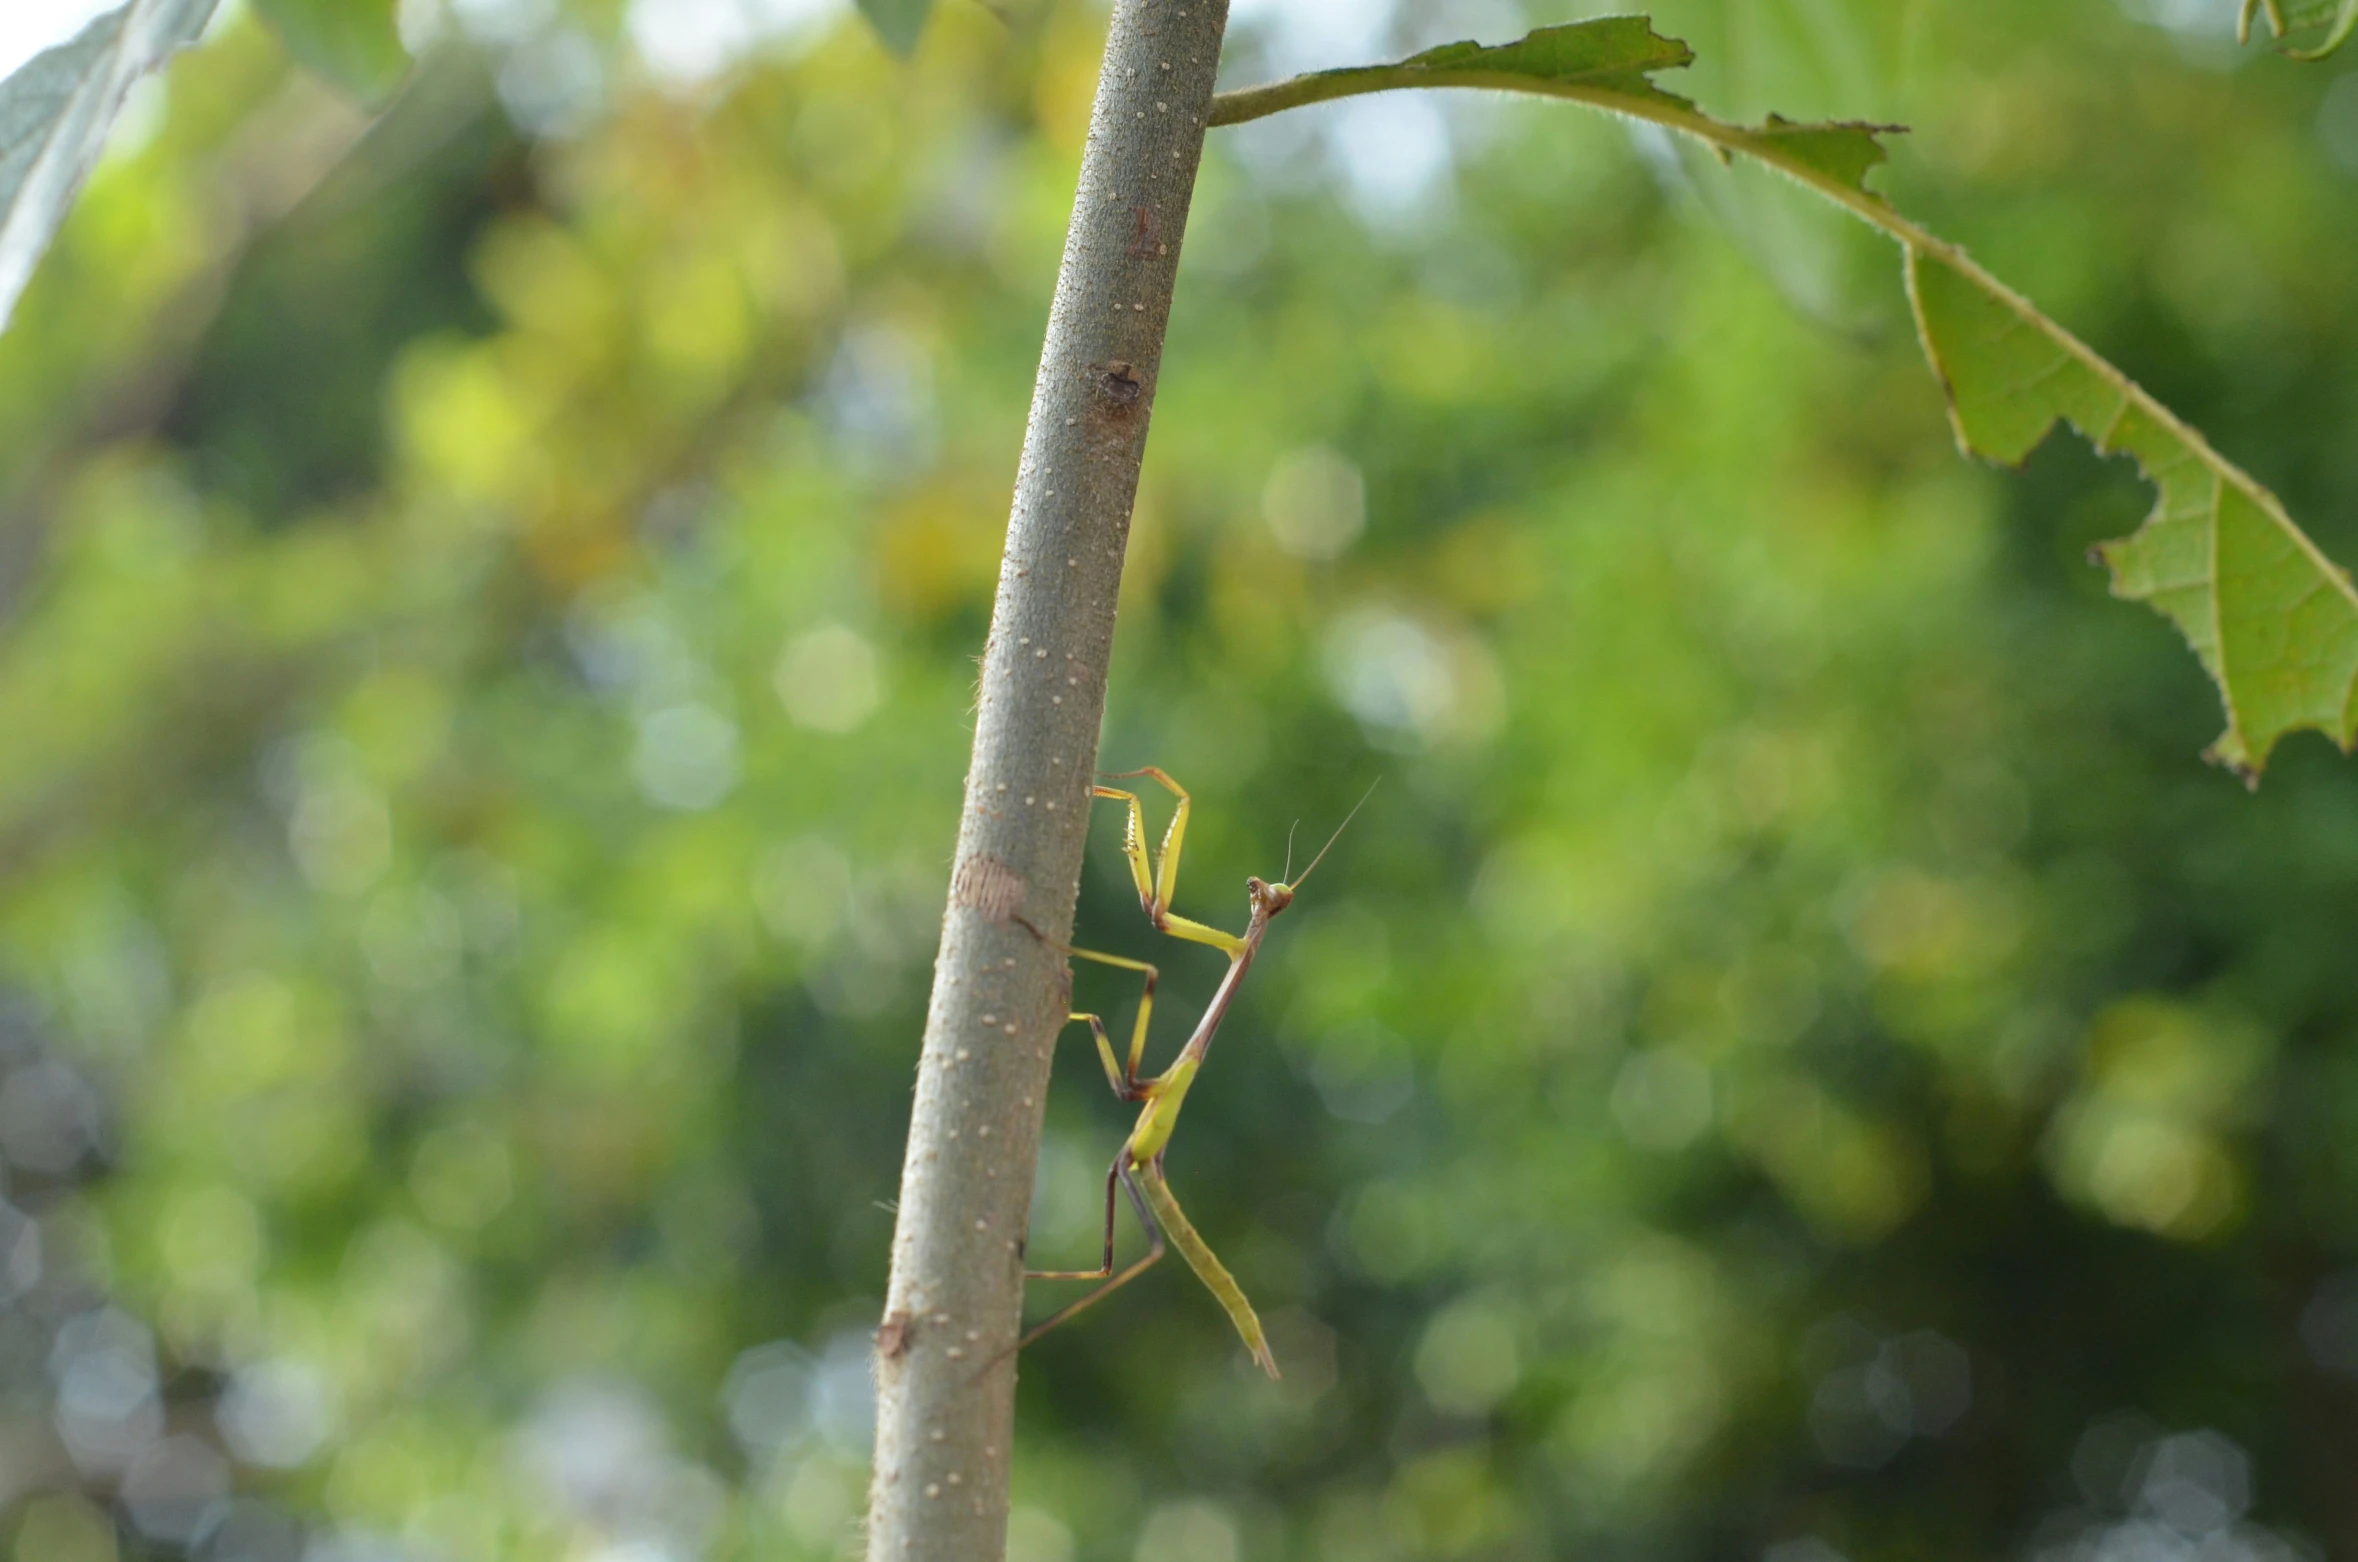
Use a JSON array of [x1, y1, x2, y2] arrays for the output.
[[1024, 1152, 1123, 1281], [1018, 1160, 1165, 1353]]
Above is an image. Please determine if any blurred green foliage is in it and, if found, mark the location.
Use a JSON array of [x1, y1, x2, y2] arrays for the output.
[[248, 0, 410, 104], [854, 0, 940, 61], [2, 2, 2358, 1561]]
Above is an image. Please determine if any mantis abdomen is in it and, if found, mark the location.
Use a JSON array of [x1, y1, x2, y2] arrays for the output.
[[1135, 1159, 1279, 1378]]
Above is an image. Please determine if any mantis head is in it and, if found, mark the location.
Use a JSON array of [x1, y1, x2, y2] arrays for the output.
[[1247, 875, 1294, 917], [1252, 779, 1379, 919]]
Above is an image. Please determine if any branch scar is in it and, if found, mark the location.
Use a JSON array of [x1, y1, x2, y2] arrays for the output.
[[950, 853, 1026, 922]]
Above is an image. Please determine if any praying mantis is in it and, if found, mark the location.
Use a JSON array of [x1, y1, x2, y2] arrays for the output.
[[1015, 767, 1369, 1379]]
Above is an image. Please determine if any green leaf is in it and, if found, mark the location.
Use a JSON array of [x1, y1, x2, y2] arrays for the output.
[[1209, 22, 1897, 193], [857, 0, 935, 58], [0, 0, 220, 335], [1626, 0, 1913, 331], [1907, 252, 2358, 778], [250, 0, 409, 105], [1386, 18, 1696, 105], [1209, 19, 2358, 781]]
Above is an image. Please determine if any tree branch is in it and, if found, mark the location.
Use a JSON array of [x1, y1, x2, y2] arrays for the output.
[[863, 2, 1230, 1558]]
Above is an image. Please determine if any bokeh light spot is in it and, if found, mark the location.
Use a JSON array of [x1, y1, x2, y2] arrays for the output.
[[632, 702, 742, 811], [218, 1357, 340, 1469], [1322, 610, 1503, 751], [408, 1124, 514, 1231], [1261, 446, 1365, 560], [1414, 1295, 1522, 1418], [1133, 1499, 1239, 1562], [119, 1432, 231, 1543], [1006, 1506, 1076, 1562], [775, 624, 883, 734], [1610, 1049, 1714, 1151], [723, 1340, 814, 1456], [8, 1493, 117, 1562]]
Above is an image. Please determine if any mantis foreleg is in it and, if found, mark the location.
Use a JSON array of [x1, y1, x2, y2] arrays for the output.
[[1096, 768, 1247, 957]]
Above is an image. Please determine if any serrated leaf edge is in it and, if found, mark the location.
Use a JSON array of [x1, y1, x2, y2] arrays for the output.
[[1209, 18, 2358, 780]]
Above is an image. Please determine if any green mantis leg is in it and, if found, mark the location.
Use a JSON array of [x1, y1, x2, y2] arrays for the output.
[[1025, 1153, 1126, 1280], [1067, 1014, 1135, 1100], [1136, 1155, 1279, 1378], [1020, 1157, 1165, 1346], [1057, 944, 1159, 1094], [1095, 768, 1247, 957]]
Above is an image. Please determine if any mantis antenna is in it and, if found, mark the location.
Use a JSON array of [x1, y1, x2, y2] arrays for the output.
[[1284, 777, 1379, 891]]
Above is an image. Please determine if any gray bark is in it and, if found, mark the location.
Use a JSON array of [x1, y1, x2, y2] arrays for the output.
[[863, 2, 1231, 1559]]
